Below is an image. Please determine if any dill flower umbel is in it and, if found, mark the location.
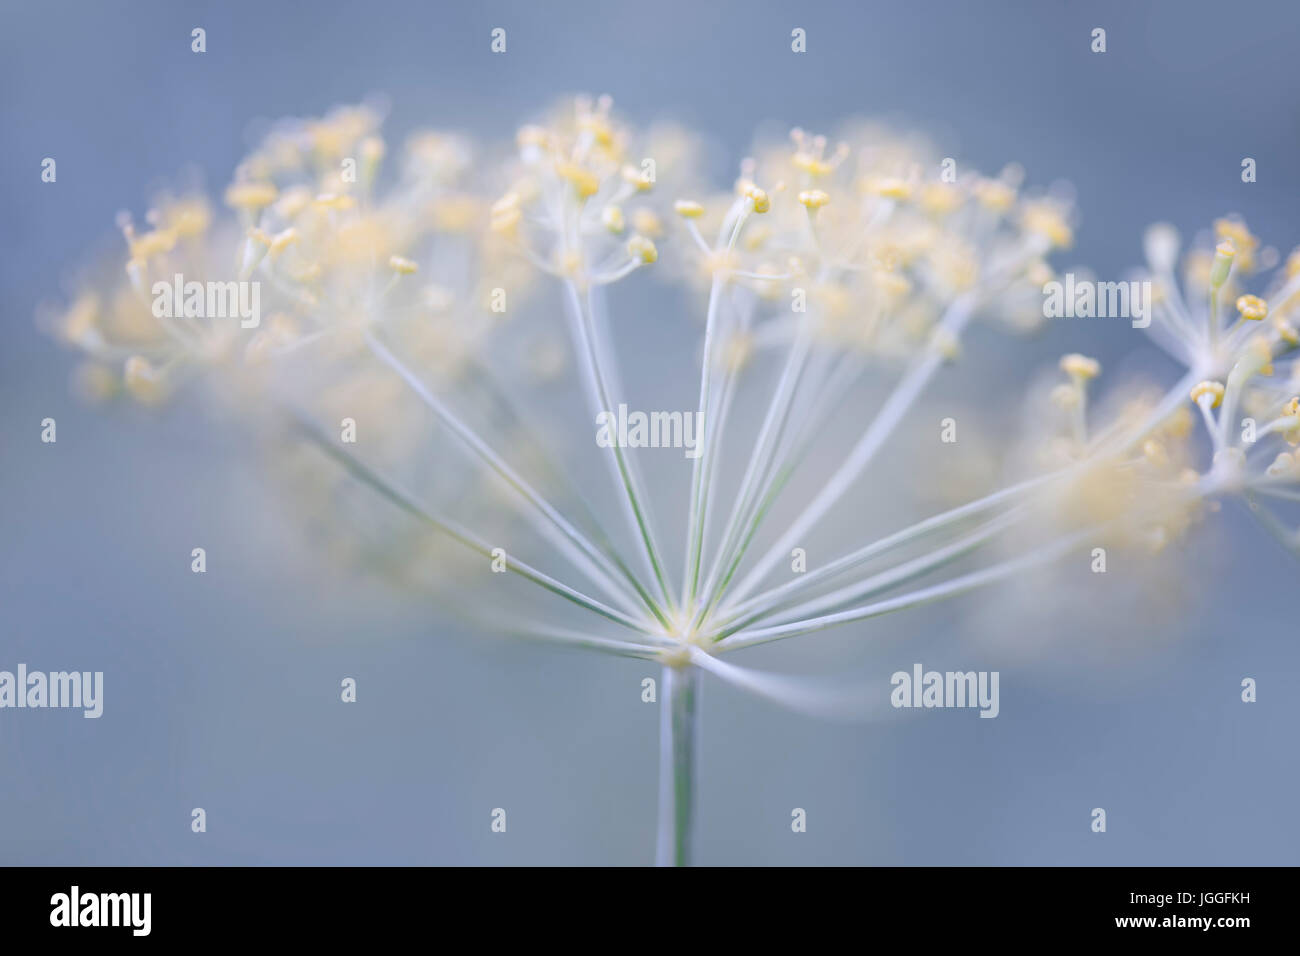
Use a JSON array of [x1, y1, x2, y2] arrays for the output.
[[44, 96, 1299, 866]]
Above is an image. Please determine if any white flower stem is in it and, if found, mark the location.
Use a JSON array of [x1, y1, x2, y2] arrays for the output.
[[693, 329, 813, 626], [714, 508, 1023, 639], [655, 663, 699, 866], [717, 473, 1051, 624], [727, 294, 977, 606], [364, 328, 657, 624], [719, 527, 1095, 650], [682, 277, 726, 608], [562, 281, 675, 612], [282, 401, 654, 634]]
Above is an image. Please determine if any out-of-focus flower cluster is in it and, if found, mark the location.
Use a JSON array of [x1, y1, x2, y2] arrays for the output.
[[652, 123, 1074, 368], [42, 96, 1300, 634]]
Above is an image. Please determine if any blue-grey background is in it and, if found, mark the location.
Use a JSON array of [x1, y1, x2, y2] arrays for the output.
[[2, 0, 1298, 864]]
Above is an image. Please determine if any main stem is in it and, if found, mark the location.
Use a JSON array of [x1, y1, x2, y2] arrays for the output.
[[655, 664, 699, 867]]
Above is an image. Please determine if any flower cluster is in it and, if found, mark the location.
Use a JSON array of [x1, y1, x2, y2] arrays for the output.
[[43, 95, 1300, 864]]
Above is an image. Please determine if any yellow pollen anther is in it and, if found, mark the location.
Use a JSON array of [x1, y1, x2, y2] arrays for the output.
[[920, 184, 962, 216], [1022, 202, 1073, 249], [1060, 353, 1100, 380], [674, 199, 704, 219], [632, 208, 663, 238], [1235, 294, 1268, 321], [870, 177, 912, 201], [627, 235, 658, 264], [125, 227, 178, 262], [1215, 218, 1258, 271], [313, 192, 357, 211], [1275, 317, 1300, 346], [516, 125, 549, 149], [1190, 380, 1225, 408], [745, 186, 770, 214], [974, 179, 1016, 212], [555, 161, 600, 199], [621, 166, 654, 191], [490, 205, 522, 235], [224, 181, 279, 211], [268, 228, 298, 258], [602, 205, 625, 234], [797, 189, 830, 210], [1210, 239, 1236, 288], [1286, 247, 1300, 279], [388, 255, 418, 275], [793, 153, 832, 177]]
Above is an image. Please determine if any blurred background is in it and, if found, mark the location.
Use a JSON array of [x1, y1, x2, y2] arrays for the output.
[[2, 0, 1298, 864]]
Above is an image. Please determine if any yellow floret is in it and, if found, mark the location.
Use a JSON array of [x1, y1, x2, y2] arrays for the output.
[[1235, 294, 1268, 321], [1190, 380, 1225, 408], [1060, 353, 1100, 380]]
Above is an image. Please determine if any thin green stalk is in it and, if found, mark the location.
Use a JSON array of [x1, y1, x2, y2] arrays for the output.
[[717, 474, 1053, 624], [718, 528, 1096, 651], [563, 280, 676, 612], [655, 664, 699, 866], [692, 330, 813, 629], [712, 508, 1023, 640], [682, 277, 726, 608], [365, 329, 659, 625], [283, 404, 655, 635], [726, 294, 978, 606]]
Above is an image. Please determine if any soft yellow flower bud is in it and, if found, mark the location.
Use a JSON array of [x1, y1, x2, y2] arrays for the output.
[[490, 205, 522, 235], [792, 153, 832, 177], [388, 255, 419, 275], [269, 228, 298, 258], [627, 235, 657, 264], [632, 208, 663, 238], [556, 161, 600, 199], [224, 181, 279, 211], [920, 184, 962, 216], [1190, 380, 1225, 408], [1215, 218, 1258, 272], [974, 179, 1015, 212], [621, 165, 653, 191], [1209, 239, 1235, 288], [516, 125, 549, 149], [1235, 294, 1268, 321], [602, 205, 625, 234], [1060, 353, 1100, 380], [1021, 201, 1073, 249], [870, 177, 912, 201], [1274, 317, 1300, 346], [797, 189, 829, 210], [313, 192, 357, 211]]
